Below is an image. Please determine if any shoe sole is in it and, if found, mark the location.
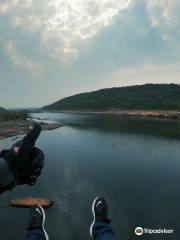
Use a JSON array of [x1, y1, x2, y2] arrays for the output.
[[89, 196, 99, 238], [38, 205, 49, 240]]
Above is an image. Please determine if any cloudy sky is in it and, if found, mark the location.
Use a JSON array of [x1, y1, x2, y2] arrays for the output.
[[0, 0, 180, 108]]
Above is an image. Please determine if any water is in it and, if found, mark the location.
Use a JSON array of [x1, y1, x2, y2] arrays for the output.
[[0, 112, 180, 240]]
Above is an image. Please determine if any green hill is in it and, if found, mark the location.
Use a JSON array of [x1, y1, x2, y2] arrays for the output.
[[43, 84, 180, 111], [0, 107, 5, 112]]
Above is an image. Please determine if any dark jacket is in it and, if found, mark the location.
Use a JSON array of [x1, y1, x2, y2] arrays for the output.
[[0, 157, 16, 193]]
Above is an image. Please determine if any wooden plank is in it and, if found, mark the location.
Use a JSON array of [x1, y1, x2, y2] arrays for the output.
[[9, 197, 54, 209]]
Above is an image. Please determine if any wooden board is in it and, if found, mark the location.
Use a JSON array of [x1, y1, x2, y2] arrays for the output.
[[10, 197, 54, 209]]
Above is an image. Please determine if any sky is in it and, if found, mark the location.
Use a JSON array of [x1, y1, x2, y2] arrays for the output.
[[0, 0, 180, 108]]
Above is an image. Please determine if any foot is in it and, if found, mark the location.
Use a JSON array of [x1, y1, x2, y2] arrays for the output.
[[90, 196, 109, 237], [27, 205, 49, 240]]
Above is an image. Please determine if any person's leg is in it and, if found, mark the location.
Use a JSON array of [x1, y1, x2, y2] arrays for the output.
[[26, 205, 49, 240], [26, 228, 46, 240], [90, 197, 117, 240]]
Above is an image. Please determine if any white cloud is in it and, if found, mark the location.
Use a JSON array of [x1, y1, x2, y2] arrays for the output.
[[117, 63, 180, 77], [146, 0, 180, 48], [8, 0, 131, 58], [102, 63, 180, 87], [0, 0, 32, 14], [147, 0, 176, 26], [5, 41, 44, 74], [1, 0, 180, 71], [0, 0, 19, 14], [45, 0, 130, 40]]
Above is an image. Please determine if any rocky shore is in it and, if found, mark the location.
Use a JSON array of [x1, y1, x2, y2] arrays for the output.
[[124, 110, 180, 119], [57, 110, 180, 119], [0, 119, 63, 139]]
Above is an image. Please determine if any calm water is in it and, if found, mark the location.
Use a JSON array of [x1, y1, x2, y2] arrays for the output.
[[0, 112, 180, 240]]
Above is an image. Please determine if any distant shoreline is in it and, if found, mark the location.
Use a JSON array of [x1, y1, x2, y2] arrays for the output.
[[45, 109, 180, 119]]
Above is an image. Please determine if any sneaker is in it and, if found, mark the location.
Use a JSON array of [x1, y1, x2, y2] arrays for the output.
[[90, 196, 109, 237], [27, 205, 49, 240]]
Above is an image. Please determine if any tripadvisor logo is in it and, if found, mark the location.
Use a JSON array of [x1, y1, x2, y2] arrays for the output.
[[135, 227, 174, 235], [135, 227, 143, 236]]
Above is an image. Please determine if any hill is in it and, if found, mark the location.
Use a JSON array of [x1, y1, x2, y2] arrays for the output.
[[43, 84, 180, 111], [0, 107, 5, 112]]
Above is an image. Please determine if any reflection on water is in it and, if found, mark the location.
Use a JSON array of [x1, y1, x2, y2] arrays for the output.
[[32, 112, 180, 140], [0, 112, 180, 240]]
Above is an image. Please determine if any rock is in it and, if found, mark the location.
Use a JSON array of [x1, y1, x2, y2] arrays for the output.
[[126, 110, 180, 119], [0, 120, 63, 139]]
